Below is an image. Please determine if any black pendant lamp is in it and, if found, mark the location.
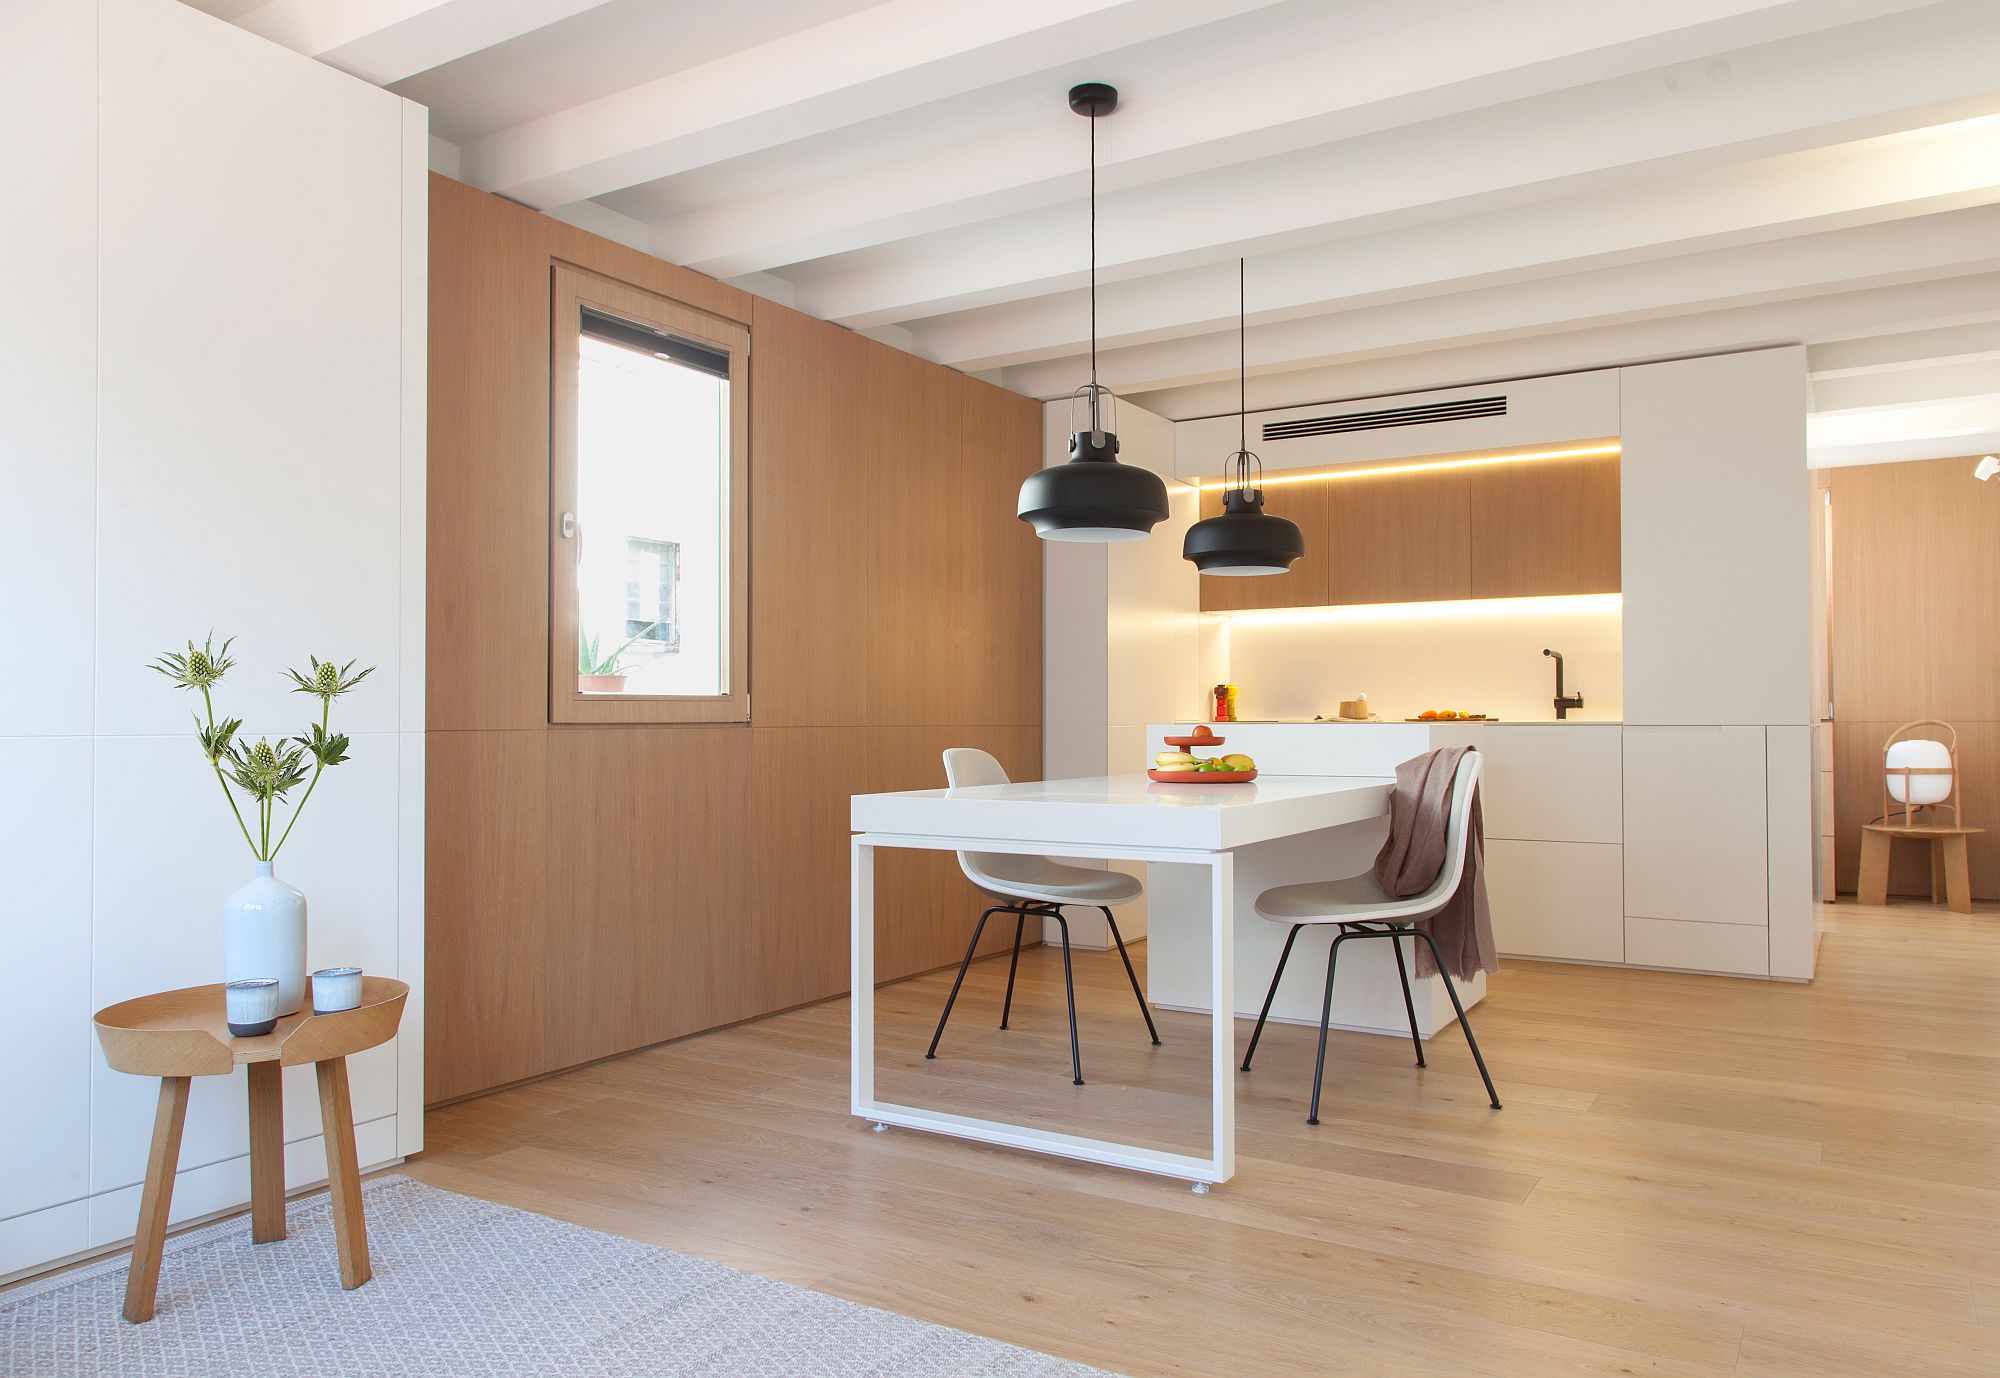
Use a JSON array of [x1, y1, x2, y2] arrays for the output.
[[1183, 259, 1305, 576], [1017, 82, 1169, 543]]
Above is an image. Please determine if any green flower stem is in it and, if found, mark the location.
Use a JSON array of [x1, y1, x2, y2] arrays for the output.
[[201, 684, 259, 858], [269, 698, 329, 862]]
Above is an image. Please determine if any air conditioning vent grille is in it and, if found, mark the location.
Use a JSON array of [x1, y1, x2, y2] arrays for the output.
[[1263, 394, 1506, 442]]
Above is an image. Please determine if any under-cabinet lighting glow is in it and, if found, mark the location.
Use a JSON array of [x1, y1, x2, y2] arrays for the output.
[[1215, 593, 1622, 627], [1194, 442, 1620, 492]]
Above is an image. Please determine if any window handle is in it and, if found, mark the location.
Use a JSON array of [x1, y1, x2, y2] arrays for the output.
[[560, 511, 577, 540]]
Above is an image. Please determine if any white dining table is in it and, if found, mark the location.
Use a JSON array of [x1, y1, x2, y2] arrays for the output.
[[850, 772, 1395, 1187]]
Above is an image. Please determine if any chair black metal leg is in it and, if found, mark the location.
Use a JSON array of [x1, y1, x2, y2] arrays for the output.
[[1307, 933, 1347, 1125], [1241, 924, 1303, 1072], [926, 906, 1002, 1060], [1415, 929, 1500, 1109], [998, 910, 1028, 1029], [1390, 929, 1426, 1068], [1101, 907, 1161, 1046], [1051, 913, 1084, 1085]]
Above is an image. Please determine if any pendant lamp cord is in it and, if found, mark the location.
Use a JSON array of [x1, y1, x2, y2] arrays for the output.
[[1089, 108, 1099, 430], [1238, 257, 1246, 485]]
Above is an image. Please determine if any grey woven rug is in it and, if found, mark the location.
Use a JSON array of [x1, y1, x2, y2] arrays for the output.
[[1, 1176, 1120, 1377]]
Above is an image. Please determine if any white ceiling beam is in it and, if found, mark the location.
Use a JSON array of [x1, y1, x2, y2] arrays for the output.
[[914, 116, 2000, 370], [458, 0, 1291, 210], [1809, 393, 2000, 466], [1126, 274, 2000, 420], [649, 0, 1902, 278], [234, 0, 616, 85], [1807, 319, 2000, 377], [997, 211, 2000, 399], [1810, 360, 2000, 413], [789, 0, 2000, 327]]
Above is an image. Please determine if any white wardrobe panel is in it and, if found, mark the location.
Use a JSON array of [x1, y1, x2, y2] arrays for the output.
[[1624, 726, 1768, 927], [0, 1202, 90, 1284], [1486, 839, 1625, 964], [0, 0, 96, 734], [1620, 349, 1812, 727], [1766, 725, 1816, 980], [89, 735, 402, 1192], [0, 738, 94, 1219], [94, 0, 406, 739]]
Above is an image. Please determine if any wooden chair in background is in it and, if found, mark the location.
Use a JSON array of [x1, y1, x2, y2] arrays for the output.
[[1858, 720, 1982, 914]]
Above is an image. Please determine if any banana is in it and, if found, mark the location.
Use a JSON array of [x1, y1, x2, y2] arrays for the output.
[[1155, 750, 1197, 767]]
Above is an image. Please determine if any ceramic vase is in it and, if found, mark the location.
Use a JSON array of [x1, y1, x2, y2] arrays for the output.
[[223, 862, 308, 1017]]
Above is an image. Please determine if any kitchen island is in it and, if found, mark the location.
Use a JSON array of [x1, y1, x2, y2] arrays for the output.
[[1143, 717, 1810, 991]]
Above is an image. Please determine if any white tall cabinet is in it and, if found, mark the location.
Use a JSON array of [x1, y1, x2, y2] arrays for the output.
[[1619, 350, 1815, 979], [0, 0, 425, 1280]]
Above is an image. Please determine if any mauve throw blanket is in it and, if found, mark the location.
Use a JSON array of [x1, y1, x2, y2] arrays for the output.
[[1372, 746, 1498, 980]]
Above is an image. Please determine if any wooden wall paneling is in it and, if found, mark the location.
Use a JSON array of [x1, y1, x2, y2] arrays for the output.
[[1468, 456, 1621, 598], [542, 726, 754, 1071], [747, 301, 875, 728], [427, 175, 553, 731], [543, 215, 750, 330], [749, 727, 854, 1012], [1825, 458, 2000, 724], [1823, 457, 1999, 901], [424, 730, 549, 1102], [866, 346, 966, 726], [1833, 719, 1998, 901], [957, 376, 1044, 726], [427, 177, 1044, 1102], [1327, 469, 1471, 606], [1196, 479, 1333, 611]]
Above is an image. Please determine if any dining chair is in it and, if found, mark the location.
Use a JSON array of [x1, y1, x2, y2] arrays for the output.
[[1239, 751, 1500, 1121], [925, 748, 1160, 1084]]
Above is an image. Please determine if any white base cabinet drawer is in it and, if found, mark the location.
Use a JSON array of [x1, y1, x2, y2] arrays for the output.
[[1625, 916, 1768, 976], [1486, 839, 1624, 962], [1623, 725, 1768, 927]]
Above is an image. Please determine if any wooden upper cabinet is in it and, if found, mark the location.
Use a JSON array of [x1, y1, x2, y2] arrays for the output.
[[1467, 456, 1621, 598], [1196, 480, 1332, 611], [1326, 469, 1472, 605], [1194, 453, 1619, 612]]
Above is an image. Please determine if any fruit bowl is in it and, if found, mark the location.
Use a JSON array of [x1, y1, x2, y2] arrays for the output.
[[1148, 768, 1257, 784], [1162, 734, 1225, 748]]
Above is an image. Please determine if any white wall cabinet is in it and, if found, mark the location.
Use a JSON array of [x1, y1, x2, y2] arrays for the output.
[[1620, 349, 1812, 728], [1624, 726, 1769, 930]]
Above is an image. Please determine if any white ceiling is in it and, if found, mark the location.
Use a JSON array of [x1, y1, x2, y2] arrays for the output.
[[186, 0, 2000, 457]]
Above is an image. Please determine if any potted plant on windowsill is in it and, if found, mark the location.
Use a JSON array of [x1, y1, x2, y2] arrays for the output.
[[578, 623, 660, 693], [150, 635, 372, 1017]]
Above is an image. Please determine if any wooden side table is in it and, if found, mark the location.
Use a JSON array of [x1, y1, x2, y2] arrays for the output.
[[1857, 823, 1983, 914], [92, 977, 407, 1323]]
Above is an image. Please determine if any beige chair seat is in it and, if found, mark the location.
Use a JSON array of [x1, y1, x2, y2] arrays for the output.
[[1256, 872, 1437, 926], [965, 852, 1143, 907]]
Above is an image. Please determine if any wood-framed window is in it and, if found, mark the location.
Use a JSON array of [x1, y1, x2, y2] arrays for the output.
[[549, 263, 749, 724]]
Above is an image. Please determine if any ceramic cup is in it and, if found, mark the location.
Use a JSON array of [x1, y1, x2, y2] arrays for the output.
[[311, 967, 363, 1014], [225, 978, 281, 1037]]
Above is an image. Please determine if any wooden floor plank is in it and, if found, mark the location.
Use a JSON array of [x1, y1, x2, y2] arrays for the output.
[[397, 901, 1999, 1378]]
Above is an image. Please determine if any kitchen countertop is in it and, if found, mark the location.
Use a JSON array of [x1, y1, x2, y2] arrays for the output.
[[1168, 718, 1624, 726]]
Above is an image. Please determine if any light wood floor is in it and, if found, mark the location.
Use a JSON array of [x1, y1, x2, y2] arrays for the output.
[[406, 901, 2000, 1378]]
